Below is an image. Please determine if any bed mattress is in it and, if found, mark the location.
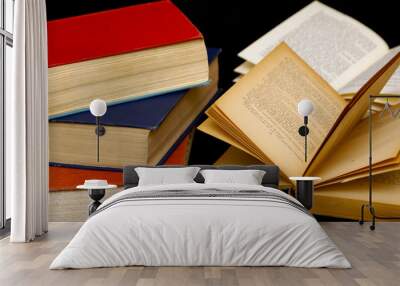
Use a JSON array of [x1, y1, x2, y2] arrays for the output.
[[50, 183, 351, 269]]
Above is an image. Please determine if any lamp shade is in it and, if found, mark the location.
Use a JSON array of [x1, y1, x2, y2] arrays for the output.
[[90, 99, 107, 117], [297, 99, 314, 117]]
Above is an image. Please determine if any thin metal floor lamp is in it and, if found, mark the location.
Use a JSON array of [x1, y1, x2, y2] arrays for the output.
[[359, 95, 400, 230]]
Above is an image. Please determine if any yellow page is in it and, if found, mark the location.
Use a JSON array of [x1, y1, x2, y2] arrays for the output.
[[313, 109, 400, 183], [197, 118, 264, 162], [306, 51, 400, 176], [316, 164, 400, 188], [208, 43, 345, 177], [314, 170, 400, 220]]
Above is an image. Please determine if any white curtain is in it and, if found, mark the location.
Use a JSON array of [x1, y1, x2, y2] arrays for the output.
[[8, 0, 48, 242]]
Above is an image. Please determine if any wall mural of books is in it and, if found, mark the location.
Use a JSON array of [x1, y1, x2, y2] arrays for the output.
[[48, 1, 221, 191], [48, 1, 400, 220]]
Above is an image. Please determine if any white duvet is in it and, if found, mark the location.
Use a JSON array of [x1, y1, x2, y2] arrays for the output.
[[50, 183, 351, 269]]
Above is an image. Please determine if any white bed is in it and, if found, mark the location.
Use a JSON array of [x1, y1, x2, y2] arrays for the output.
[[50, 182, 351, 269]]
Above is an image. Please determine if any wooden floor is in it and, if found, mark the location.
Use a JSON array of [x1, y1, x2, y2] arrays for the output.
[[0, 222, 399, 286]]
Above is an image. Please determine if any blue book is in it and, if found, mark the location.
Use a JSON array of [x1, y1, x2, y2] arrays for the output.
[[50, 88, 223, 170], [49, 48, 221, 168], [50, 48, 221, 130]]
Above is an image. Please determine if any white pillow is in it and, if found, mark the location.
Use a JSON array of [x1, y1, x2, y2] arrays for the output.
[[135, 167, 201, 186], [200, 169, 266, 185]]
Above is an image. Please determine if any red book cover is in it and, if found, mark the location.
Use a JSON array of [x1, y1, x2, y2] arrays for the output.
[[48, 0, 203, 67], [164, 134, 191, 165], [49, 166, 123, 191]]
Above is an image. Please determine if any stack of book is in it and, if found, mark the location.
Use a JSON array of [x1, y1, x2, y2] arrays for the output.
[[199, 2, 400, 220], [48, 1, 221, 191], [49, 131, 197, 191]]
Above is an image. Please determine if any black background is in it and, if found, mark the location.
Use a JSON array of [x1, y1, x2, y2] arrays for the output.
[[46, 0, 400, 164]]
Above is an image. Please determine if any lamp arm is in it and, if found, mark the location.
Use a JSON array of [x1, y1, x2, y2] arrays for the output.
[[96, 116, 100, 162], [304, 116, 308, 162], [305, 126, 307, 162]]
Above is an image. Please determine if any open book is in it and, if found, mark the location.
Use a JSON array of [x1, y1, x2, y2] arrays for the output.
[[199, 43, 400, 182], [234, 1, 400, 106], [313, 170, 400, 219], [311, 108, 400, 187]]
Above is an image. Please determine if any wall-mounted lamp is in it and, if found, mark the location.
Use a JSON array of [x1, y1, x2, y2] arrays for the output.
[[89, 99, 107, 162], [297, 99, 314, 162]]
